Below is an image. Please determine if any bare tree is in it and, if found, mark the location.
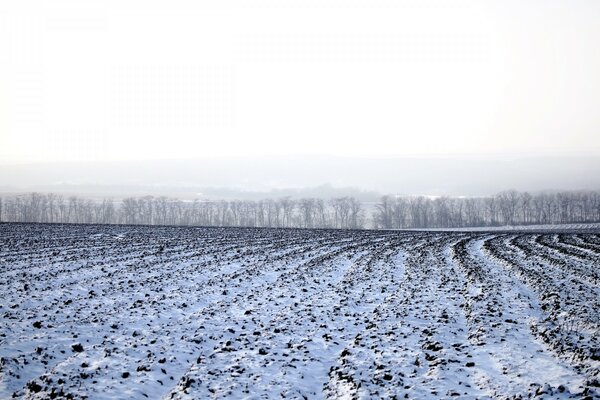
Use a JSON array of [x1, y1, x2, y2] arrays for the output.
[[497, 190, 519, 225], [348, 197, 364, 229], [518, 192, 532, 225], [299, 198, 315, 228], [375, 195, 394, 229]]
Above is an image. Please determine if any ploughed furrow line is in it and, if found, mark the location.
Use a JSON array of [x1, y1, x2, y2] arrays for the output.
[[92, 237, 342, 399], [525, 235, 600, 321], [168, 236, 404, 399], [25, 234, 368, 398], [1, 230, 340, 399], [452, 235, 586, 398], [559, 234, 600, 258], [491, 234, 600, 329], [325, 233, 488, 399], [0, 223, 220, 264], [554, 234, 600, 262], [580, 233, 600, 249], [1, 237, 319, 333], [0, 228, 222, 276], [509, 235, 600, 302], [545, 234, 600, 263], [484, 234, 600, 393], [533, 235, 600, 286]]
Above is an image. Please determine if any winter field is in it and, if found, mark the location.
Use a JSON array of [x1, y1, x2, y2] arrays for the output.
[[1, 223, 599, 399]]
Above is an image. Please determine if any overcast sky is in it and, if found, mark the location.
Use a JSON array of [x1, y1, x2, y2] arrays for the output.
[[1, 1, 599, 194]]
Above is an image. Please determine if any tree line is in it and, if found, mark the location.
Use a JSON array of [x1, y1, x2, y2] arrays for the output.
[[1, 190, 599, 229], [0, 193, 365, 229], [373, 190, 600, 229]]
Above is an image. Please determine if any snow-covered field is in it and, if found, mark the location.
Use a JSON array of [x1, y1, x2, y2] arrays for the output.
[[1, 223, 599, 399]]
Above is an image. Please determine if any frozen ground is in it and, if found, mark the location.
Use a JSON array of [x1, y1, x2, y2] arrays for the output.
[[0, 223, 599, 399], [413, 222, 600, 232]]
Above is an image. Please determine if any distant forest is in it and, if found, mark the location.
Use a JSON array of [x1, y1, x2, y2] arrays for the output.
[[1, 190, 599, 229]]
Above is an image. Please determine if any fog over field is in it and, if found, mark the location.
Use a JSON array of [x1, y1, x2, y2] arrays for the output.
[[2, 155, 599, 199]]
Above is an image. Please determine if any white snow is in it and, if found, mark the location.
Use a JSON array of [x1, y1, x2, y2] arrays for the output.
[[0, 224, 598, 399]]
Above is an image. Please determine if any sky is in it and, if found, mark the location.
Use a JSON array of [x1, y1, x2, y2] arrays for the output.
[[1, 0, 599, 194]]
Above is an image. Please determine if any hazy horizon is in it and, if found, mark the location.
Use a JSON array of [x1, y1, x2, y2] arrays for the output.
[[1, 154, 599, 200]]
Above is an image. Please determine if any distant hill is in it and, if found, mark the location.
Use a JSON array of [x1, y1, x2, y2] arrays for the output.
[[1, 154, 599, 199]]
